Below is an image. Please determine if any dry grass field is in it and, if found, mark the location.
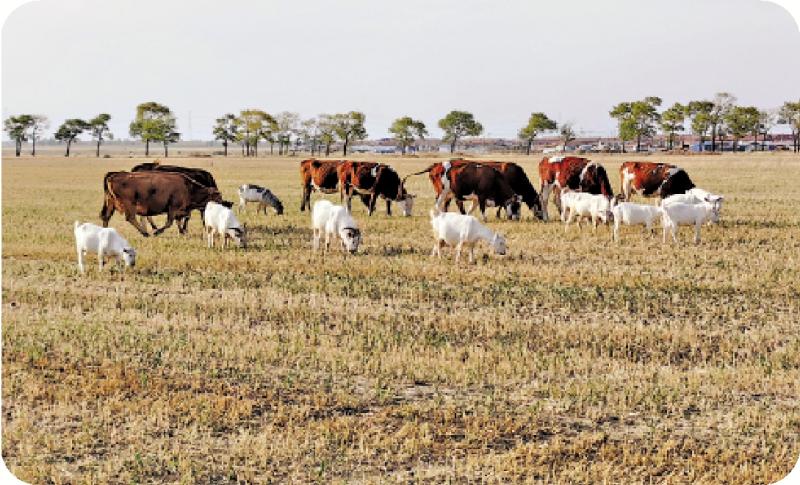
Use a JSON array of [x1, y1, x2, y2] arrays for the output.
[[3, 151, 799, 483]]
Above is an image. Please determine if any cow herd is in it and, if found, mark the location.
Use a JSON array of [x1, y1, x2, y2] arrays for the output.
[[73, 156, 725, 271]]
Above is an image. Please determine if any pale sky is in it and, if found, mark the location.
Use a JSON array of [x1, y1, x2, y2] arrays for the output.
[[2, 0, 799, 141]]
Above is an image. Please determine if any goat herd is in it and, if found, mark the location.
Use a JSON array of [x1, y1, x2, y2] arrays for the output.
[[73, 156, 725, 272]]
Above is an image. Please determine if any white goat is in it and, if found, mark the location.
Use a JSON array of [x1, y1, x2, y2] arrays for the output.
[[662, 193, 703, 206], [663, 188, 724, 225], [74, 221, 136, 273], [560, 190, 612, 231], [610, 201, 662, 242], [312, 200, 362, 253], [661, 200, 719, 244], [429, 209, 506, 263], [204, 201, 247, 248]]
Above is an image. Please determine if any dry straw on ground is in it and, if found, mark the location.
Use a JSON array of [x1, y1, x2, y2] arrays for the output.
[[3, 152, 799, 483]]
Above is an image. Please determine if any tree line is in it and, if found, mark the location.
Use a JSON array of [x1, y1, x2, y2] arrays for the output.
[[4, 97, 800, 157]]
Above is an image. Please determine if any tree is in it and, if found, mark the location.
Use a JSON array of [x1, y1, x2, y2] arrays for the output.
[[724, 106, 759, 152], [710, 92, 737, 152], [518, 112, 557, 155], [778, 101, 800, 153], [659, 102, 686, 150], [129, 102, 174, 156], [29, 115, 49, 156], [212, 114, 238, 156], [275, 112, 300, 155], [389, 116, 428, 154], [3, 114, 34, 157], [88, 114, 112, 157], [318, 114, 336, 156], [54, 119, 88, 157], [438, 110, 483, 153], [235, 109, 274, 156], [610, 97, 662, 152], [157, 115, 180, 157], [559, 123, 576, 152], [332, 111, 367, 156], [687, 101, 714, 152], [618, 117, 637, 153]]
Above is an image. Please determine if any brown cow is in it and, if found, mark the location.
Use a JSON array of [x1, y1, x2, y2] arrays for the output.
[[407, 161, 521, 221], [131, 161, 219, 231], [299, 159, 343, 211], [450, 159, 543, 219], [337, 161, 415, 216], [619, 161, 695, 201], [538, 156, 614, 220], [100, 171, 223, 237]]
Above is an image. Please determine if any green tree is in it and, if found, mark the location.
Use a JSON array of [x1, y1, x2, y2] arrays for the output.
[[610, 97, 662, 152], [3, 114, 34, 157], [438, 110, 483, 153], [54, 118, 88, 157], [389, 116, 428, 154], [710, 92, 736, 152], [687, 101, 714, 152], [618, 117, 637, 153], [318, 114, 336, 156], [332, 111, 367, 156], [724, 106, 760, 152], [213, 114, 238, 157], [235, 109, 274, 157], [757, 110, 775, 151], [129, 102, 174, 156], [659, 102, 686, 150], [778, 100, 800, 153], [88, 114, 112, 158], [559, 123, 576, 153], [29, 115, 49, 156], [157, 115, 180, 157], [518, 112, 557, 155]]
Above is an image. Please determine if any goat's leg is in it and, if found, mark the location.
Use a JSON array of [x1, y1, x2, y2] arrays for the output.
[[77, 248, 85, 274], [455, 241, 463, 263]]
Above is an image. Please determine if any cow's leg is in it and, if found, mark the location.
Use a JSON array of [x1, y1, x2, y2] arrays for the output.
[[436, 188, 451, 212], [100, 198, 115, 227], [553, 186, 563, 215], [125, 210, 150, 237], [300, 184, 311, 212], [178, 215, 190, 234], [368, 194, 378, 216], [153, 209, 177, 236], [145, 216, 159, 230], [386, 199, 392, 216], [479, 199, 488, 222], [539, 184, 547, 221]]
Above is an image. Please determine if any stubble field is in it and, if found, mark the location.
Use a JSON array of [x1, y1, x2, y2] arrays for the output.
[[2, 151, 799, 483]]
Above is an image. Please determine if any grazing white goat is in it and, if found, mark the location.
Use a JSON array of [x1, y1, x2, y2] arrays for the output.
[[560, 190, 612, 231], [204, 201, 247, 248], [610, 201, 662, 242], [662, 193, 703, 206], [74, 221, 136, 273], [238, 184, 284, 215], [312, 200, 362, 253], [661, 200, 719, 244], [429, 208, 506, 263]]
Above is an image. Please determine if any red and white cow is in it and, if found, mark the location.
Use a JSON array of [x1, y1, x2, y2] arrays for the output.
[[619, 161, 695, 201]]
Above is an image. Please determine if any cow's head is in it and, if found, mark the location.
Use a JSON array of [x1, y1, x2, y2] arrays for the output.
[[505, 195, 522, 221], [121, 247, 136, 267], [228, 224, 247, 248], [491, 232, 507, 256], [204, 188, 224, 204], [339, 227, 361, 254]]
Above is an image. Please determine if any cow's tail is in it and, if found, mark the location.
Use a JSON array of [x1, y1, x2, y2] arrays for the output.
[[401, 163, 437, 185]]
